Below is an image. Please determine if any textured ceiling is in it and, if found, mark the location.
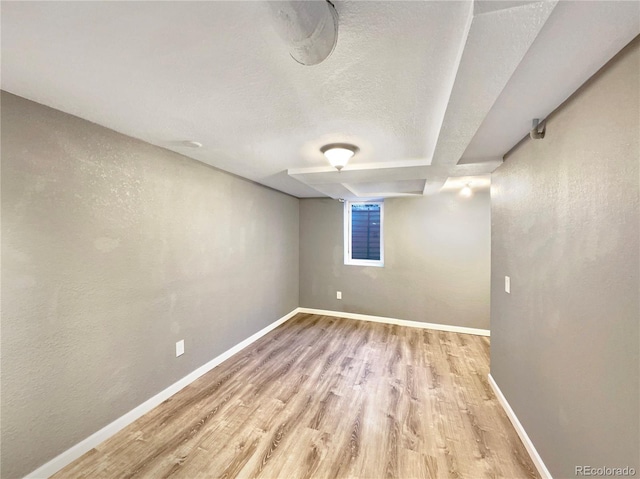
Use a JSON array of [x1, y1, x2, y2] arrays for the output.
[[2, 1, 638, 199]]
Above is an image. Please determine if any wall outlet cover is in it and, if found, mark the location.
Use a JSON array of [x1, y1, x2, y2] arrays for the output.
[[176, 340, 185, 357]]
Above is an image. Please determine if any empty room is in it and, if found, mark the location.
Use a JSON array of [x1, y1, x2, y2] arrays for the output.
[[1, 1, 638, 478]]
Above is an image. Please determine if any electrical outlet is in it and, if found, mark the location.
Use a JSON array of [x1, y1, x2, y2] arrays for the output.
[[505, 276, 511, 294], [176, 340, 185, 357], [336, 291, 342, 300]]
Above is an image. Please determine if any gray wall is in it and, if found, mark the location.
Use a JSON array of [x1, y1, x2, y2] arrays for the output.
[[0, 92, 299, 478], [490, 38, 639, 478], [299, 191, 491, 330]]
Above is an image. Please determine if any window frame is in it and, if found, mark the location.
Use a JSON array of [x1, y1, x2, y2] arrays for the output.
[[344, 200, 384, 267]]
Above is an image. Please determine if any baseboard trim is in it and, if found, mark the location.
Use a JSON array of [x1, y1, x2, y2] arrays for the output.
[[488, 373, 552, 479], [297, 307, 490, 336], [24, 308, 299, 479]]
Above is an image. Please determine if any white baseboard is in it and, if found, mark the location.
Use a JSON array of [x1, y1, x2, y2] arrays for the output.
[[24, 308, 299, 479], [297, 307, 490, 336], [488, 373, 552, 479]]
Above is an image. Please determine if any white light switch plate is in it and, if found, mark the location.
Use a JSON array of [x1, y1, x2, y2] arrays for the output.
[[336, 291, 342, 300], [176, 340, 185, 357], [505, 276, 511, 294]]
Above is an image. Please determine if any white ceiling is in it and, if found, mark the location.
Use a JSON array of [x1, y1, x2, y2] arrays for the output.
[[2, 1, 639, 199]]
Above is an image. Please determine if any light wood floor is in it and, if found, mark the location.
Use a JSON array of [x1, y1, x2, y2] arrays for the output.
[[53, 314, 538, 479]]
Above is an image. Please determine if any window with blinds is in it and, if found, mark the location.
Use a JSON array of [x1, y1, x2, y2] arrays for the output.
[[344, 201, 384, 267]]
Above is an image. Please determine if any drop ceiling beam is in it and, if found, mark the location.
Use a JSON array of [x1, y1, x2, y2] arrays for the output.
[[287, 160, 501, 199], [428, 0, 558, 187]]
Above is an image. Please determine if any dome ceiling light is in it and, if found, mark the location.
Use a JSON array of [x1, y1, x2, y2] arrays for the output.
[[321, 143, 358, 171]]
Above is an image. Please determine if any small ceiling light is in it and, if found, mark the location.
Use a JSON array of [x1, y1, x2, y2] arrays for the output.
[[181, 140, 203, 148], [321, 143, 358, 171], [460, 183, 473, 197]]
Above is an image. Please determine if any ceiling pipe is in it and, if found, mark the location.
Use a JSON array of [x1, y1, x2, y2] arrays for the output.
[[268, 0, 338, 66]]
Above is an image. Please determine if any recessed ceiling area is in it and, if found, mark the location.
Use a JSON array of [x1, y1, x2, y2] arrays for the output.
[[2, 1, 638, 200]]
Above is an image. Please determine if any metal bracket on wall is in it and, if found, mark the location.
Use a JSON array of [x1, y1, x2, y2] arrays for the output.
[[530, 118, 546, 140]]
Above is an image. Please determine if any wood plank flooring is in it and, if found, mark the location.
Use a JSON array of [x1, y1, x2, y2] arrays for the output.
[[53, 314, 539, 479]]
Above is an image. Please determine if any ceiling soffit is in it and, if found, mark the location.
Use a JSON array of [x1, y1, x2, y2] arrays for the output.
[[290, 1, 557, 199]]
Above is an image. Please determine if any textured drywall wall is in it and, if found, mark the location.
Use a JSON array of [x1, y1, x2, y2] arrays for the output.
[[490, 37, 639, 477], [299, 191, 491, 329], [0, 92, 299, 478]]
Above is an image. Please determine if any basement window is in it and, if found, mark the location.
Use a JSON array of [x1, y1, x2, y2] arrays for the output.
[[344, 201, 384, 267]]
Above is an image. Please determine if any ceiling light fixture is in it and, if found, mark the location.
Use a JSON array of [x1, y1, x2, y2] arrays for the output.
[[321, 143, 358, 171], [460, 183, 473, 197], [182, 140, 203, 148]]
